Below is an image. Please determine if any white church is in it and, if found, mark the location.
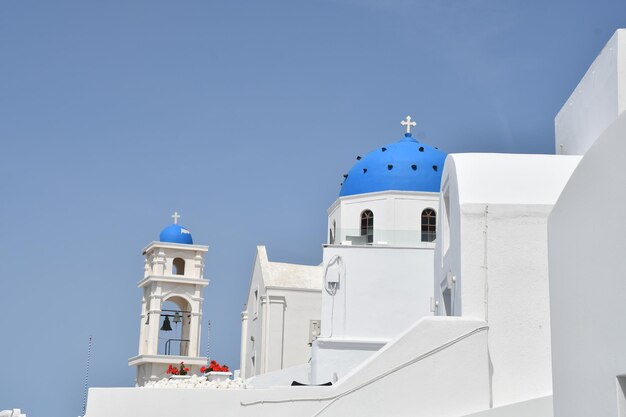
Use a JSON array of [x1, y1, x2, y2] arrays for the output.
[[72, 29, 626, 417]]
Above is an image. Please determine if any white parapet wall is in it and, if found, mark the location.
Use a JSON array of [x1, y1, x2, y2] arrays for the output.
[[555, 29, 626, 156], [316, 316, 491, 417], [85, 317, 491, 417]]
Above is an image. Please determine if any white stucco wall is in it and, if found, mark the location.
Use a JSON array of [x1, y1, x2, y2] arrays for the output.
[[270, 288, 320, 368], [435, 153, 580, 408], [320, 244, 433, 340], [549, 111, 626, 417], [555, 29, 626, 156], [309, 243, 434, 384]]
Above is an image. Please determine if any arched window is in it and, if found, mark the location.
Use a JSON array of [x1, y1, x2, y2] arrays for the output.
[[360, 210, 374, 244], [421, 208, 436, 242], [173, 258, 185, 276]]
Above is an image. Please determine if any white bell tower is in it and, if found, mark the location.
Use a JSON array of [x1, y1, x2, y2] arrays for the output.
[[128, 213, 209, 386]]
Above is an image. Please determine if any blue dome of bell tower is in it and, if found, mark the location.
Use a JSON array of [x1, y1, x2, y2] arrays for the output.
[[159, 212, 194, 244], [339, 118, 447, 197]]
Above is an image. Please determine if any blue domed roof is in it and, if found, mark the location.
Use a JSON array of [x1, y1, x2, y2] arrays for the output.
[[159, 224, 194, 244], [339, 133, 447, 197]]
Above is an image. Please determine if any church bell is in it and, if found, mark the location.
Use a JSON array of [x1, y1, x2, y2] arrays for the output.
[[173, 312, 181, 324], [160, 315, 173, 331]]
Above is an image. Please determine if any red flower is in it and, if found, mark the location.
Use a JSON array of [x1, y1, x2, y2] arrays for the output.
[[200, 366, 206, 373], [184, 368, 189, 372], [204, 359, 229, 373]]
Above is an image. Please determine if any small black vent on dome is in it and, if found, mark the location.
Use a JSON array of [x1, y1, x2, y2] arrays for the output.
[[435, 146, 439, 149], [343, 174, 348, 179], [432, 165, 438, 172], [363, 168, 368, 173], [381, 147, 387, 152], [411, 164, 417, 171], [419, 147, 424, 152], [356, 156, 362, 160], [388, 164, 393, 170]]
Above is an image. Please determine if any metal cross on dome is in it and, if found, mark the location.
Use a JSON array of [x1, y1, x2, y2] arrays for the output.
[[171, 211, 181, 225], [401, 115, 416, 134]]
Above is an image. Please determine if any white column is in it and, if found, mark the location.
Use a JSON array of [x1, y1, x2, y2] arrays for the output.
[[194, 252, 204, 278], [267, 295, 286, 372], [154, 249, 166, 275], [188, 310, 201, 357], [261, 295, 269, 374], [240, 310, 248, 377], [137, 292, 147, 354], [146, 284, 162, 355]]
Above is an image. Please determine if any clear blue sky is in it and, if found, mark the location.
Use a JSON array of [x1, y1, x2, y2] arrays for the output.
[[1, 1, 624, 416]]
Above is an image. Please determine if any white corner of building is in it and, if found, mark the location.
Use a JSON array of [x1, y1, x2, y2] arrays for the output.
[[555, 28, 626, 156]]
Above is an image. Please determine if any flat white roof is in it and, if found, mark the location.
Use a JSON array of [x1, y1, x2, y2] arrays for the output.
[[444, 153, 582, 205], [256, 245, 322, 290], [265, 261, 322, 290]]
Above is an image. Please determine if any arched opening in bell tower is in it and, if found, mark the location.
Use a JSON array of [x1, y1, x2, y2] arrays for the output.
[[172, 258, 185, 276], [157, 296, 192, 356]]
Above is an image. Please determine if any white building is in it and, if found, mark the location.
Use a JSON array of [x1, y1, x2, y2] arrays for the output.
[[549, 29, 626, 417], [310, 122, 447, 384], [239, 121, 447, 386], [555, 29, 626, 156], [550, 111, 626, 417], [240, 245, 322, 380], [435, 152, 580, 408], [84, 29, 626, 417]]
